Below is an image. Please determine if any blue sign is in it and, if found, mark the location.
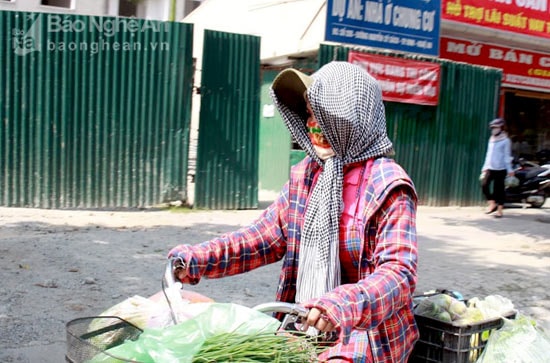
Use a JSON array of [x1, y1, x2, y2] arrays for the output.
[[325, 0, 441, 56]]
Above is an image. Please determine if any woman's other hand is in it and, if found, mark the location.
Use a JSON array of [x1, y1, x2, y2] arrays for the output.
[[302, 307, 336, 333]]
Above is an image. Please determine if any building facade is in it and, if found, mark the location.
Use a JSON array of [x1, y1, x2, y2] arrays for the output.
[[440, 0, 550, 164], [0, 0, 202, 20]]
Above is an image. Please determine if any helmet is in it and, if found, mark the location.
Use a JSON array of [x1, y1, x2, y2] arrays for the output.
[[489, 118, 505, 128]]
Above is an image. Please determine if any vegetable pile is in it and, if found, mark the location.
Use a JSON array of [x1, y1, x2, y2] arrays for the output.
[[414, 293, 515, 326], [86, 302, 322, 363]]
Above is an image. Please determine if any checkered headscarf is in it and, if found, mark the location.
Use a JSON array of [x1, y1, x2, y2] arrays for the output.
[[270, 62, 393, 303]]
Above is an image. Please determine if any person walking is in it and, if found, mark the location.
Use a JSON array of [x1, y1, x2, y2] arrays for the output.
[[168, 61, 419, 362], [481, 118, 514, 218]]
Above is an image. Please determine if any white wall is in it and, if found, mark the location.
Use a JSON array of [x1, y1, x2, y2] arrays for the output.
[[136, 0, 194, 21], [0, 0, 198, 20], [0, 0, 113, 16], [137, 0, 168, 20]]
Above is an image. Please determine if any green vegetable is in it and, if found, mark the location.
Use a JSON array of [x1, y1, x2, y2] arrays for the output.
[[436, 311, 452, 323], [86, 303, 299, 362], [192, 332, 321, 363], [448, 299, 467, 319], [432, 294, 452, 310], [453, 307, 485, 326], [415, 294, 474, 325], [415, 295, 450, 319]]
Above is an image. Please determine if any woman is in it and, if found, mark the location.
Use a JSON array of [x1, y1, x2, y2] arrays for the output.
[[481, 118, 514, 218], [168, 62, 419, 362]]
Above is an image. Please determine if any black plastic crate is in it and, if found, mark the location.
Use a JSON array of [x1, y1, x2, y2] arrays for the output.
[[409, 311, 516, 363]]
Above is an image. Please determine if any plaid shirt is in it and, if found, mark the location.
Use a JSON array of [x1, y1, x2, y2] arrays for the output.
[[169, 157, 419, 362]]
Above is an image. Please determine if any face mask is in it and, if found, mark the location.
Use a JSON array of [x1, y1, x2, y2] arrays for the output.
[[307, 119, 334, 160], [313, 144, 335, 160], [305, 100, 335, 160], [491, 128, 501, 136]]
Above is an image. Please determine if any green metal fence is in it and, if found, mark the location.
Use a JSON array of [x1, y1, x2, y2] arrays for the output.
[[319, 44, 502, 206], [0, 11, 194, 208], [1, 11, 503, 209], [194, 30, 261, 209], [257, 60, 318, 200]]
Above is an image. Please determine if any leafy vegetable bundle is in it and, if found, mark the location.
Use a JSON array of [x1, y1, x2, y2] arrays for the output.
[[414, 293, 515, 326], [192, 331, 320, 363], [86, 303, 323, 363]]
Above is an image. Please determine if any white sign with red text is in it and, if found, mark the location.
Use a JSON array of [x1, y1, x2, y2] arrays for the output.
[[349, 51, 441, 106]]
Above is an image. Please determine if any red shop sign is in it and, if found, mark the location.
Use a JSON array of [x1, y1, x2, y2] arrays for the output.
[[440, 37, 550, 92], [349, 51, 441, 106], [442, 0, 550, 40]]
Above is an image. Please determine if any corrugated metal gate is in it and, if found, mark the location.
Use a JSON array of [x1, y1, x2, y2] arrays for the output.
[[194, 30, 261, 209], [319, 44, 502, 206], [0, 11, 194, 208], [257, 68, 292, 198], [1, 11, 503, 209]]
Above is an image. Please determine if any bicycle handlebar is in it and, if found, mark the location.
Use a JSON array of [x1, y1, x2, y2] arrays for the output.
[[252, 302, 309, 317]]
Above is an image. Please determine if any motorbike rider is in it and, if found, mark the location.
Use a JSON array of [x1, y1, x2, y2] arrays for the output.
[[481, 118, 514, 218]]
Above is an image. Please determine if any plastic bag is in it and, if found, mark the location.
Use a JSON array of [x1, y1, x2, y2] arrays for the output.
[[87, 288, 214, 349], [146, 298, 213, 330], [414, 293, 516, 327], [479, 171, 489, 186], [414, 293, 469, 323], [88, 302, 281, 363], [91, 286, 214, 331], [476, 313, 550, 363], [145, 285, 212, 328], [91, 295, 160, 330], [505, 175, 519, 188], [467, 295, 515, 320], [87, 295, 162, 347]]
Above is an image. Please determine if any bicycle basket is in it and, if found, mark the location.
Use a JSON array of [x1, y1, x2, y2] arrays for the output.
[[65, 316, 143, 363]]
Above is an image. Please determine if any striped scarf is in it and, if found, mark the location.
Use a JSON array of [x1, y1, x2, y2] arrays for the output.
[[270, 61, 393, 303]]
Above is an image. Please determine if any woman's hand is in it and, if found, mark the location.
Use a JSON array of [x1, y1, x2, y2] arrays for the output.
[[302, 307, 336, 333], [174, 263, 188, 281], [169, 256, 195, 284], [173, 260, 200, 285], [168, 246, 199, 284]]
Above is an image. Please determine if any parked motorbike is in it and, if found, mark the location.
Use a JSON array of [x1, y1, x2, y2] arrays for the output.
[[505, 159, 550, 208], [535, 149, 550, 166]]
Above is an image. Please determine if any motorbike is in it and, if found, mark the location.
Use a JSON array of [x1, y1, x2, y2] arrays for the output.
[[505, 158, 550, 208]]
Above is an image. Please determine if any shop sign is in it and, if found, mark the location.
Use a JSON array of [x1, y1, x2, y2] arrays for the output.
[[442, 0, 550, 39], [325, 0, 441, 56], [349, 51, 441, 106], [440, 37, 550, 93]]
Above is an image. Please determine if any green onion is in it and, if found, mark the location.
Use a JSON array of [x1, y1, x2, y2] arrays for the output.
[[191, 331, 323, 363]]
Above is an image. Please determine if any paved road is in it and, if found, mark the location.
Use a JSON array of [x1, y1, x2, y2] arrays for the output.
[[414, 203, 550, 332], [0, 202, 548, 362]]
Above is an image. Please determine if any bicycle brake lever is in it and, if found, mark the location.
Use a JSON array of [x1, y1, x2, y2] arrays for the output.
[[252, 302, 309, 331]]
